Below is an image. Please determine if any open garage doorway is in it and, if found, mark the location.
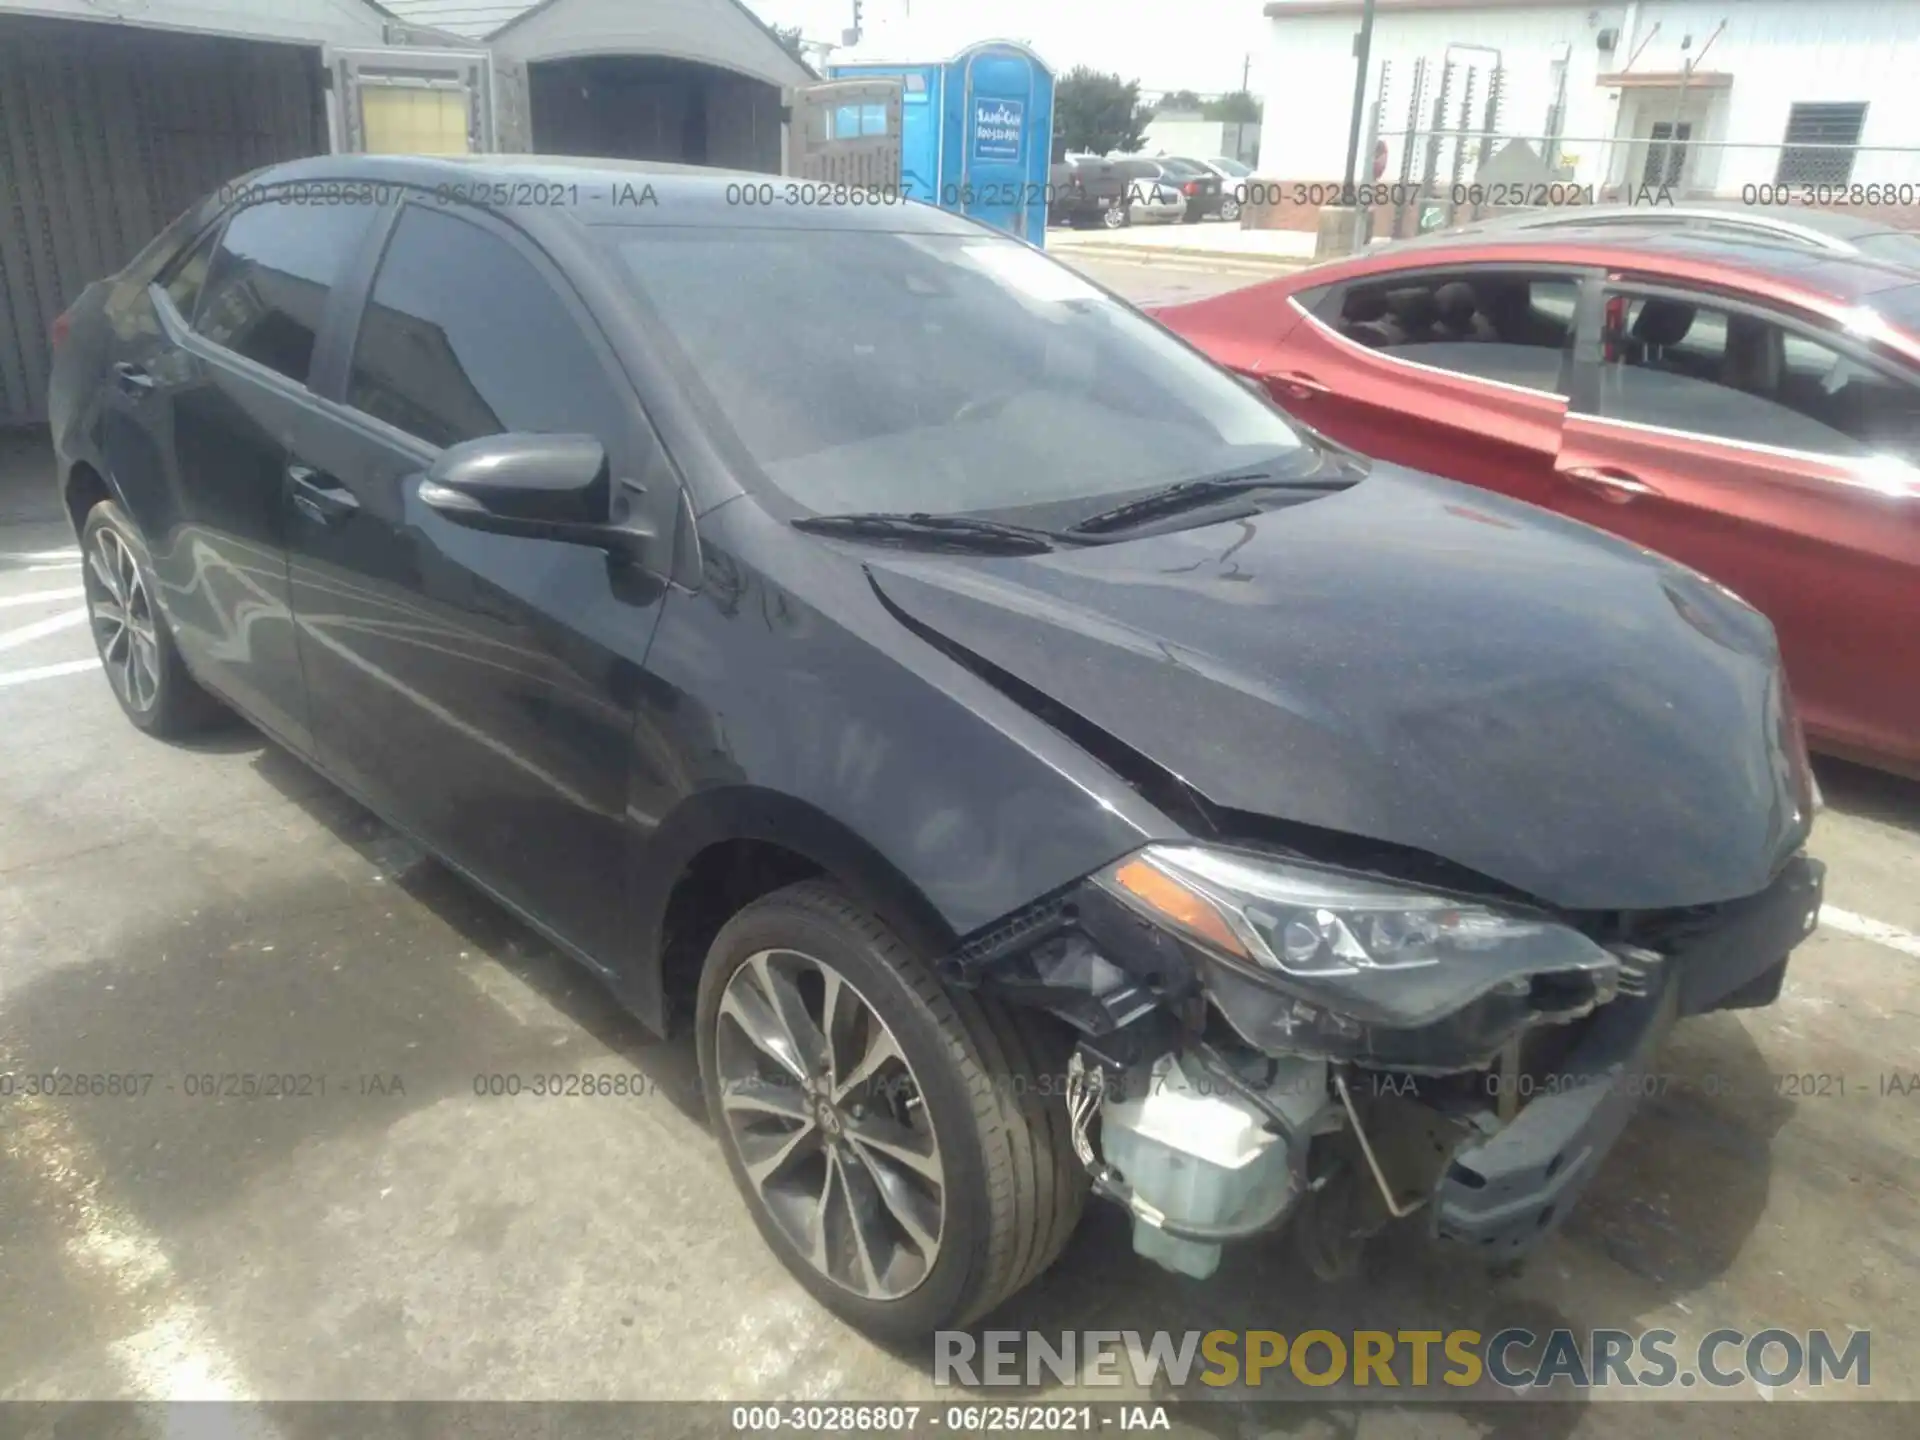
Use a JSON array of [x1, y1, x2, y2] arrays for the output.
[[528, 55, 785, 173]]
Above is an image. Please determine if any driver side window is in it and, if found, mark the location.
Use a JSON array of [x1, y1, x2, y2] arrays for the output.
[[346, 204, 630, 450]]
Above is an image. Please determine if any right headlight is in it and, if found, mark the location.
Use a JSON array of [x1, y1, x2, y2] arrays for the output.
[[1095, 844, 1618, 1047]]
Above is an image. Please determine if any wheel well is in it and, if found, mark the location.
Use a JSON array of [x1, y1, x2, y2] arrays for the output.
[[658, 839, 823, 1027], [63, 462, 111, 538]]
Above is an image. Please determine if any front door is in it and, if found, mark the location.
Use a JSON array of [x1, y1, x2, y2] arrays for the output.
[[958, 50, 1037, 239], [284, 198, 672, 967], [1555, 281, 1920, 764]]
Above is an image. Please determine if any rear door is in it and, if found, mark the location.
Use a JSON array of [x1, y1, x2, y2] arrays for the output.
[[1270, 264, 1589, 513], [283, 197, 677, 967], [1555, 279, 1920, 764], [140, 191, 391, 754]]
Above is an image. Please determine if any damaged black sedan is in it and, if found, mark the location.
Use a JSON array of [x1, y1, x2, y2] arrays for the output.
[[49, 156, 1824, 1340]]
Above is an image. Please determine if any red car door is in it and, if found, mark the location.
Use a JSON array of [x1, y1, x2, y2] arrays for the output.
[[1552, 282, 1920, 770], [1257, 265, 1589, 513]]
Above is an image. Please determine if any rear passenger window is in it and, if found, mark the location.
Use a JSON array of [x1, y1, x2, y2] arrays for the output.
[[346, 205, 627, 448], [1328, 271, 1578, 394], [160, 226, 222, 324], [193, 200, 381, 384]]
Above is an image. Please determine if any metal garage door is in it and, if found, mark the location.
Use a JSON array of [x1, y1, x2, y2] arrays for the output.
[[0, 16, 325, 426]]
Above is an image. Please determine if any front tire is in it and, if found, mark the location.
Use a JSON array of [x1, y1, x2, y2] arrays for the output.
[[697, 880, 1084, 1339], [79, 500, 223, 738]]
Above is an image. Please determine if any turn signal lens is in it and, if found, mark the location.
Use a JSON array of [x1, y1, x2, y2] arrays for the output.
[[1109, 856, 1251, 961]]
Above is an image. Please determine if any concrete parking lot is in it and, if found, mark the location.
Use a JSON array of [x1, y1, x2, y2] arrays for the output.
[[2, 258, 1918, 1433]]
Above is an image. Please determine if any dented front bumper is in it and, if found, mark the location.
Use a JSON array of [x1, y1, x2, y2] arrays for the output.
[[953, 844, 1824, 1279], [1433, 852, 1823, 1258]]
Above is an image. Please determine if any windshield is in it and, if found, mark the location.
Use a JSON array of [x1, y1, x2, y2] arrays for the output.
[[1211, 158, 1252, 177], [597, 227, 1304, 519]]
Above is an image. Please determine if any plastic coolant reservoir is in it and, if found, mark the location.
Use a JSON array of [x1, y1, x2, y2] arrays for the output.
[[1098, 1052, 1298, 1280]]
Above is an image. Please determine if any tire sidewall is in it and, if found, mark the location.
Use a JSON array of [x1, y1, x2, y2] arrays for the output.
[[80, 500, 170, 732], [695, 889, 997, 1337]]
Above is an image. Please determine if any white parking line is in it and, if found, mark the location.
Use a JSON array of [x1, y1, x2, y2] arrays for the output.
[[1822, 905, 1920, 960], [0, 585, 85, 609], [0, 606, 89, 654], [0, 547, 80, 562], [0, 657, 100, 689]]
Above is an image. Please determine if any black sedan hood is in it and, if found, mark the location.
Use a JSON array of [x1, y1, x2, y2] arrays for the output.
[[866, 466, 1813, 911]]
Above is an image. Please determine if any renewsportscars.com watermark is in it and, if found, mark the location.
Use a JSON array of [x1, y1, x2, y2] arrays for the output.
[[934, 1328, 1871, 1393]]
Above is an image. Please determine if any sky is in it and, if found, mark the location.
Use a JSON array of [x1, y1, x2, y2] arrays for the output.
[[743, 0, 1274, 98]]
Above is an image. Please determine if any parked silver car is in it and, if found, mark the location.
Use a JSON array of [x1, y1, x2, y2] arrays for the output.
[[1203, 158, 1255, 222]]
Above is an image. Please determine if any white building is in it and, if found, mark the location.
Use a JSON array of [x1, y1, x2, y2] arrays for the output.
[[1142, 114, 1262, 167], [1257, 0, 1920, 207]]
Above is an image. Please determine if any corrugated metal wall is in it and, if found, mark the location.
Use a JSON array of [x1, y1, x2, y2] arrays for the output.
[[0, 16, 326, 426]]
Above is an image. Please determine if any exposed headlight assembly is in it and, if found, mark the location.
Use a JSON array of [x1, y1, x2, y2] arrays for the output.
[[1095, 845, 1619, 1061]]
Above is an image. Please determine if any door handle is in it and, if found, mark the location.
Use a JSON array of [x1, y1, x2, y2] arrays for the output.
[[1561, 464, 1660, 502], [1272, 370, 1331, 398], [286, 465, 361, 525], [113, 362, 155, 397]]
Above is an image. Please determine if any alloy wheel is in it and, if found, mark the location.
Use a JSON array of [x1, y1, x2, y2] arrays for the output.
[[713, 948, 945, 1301], [84, 526, 160, 712]]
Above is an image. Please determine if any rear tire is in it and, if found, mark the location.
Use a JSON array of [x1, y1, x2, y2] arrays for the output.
[[79, 500, 224, 738], [697, 880, 1085, 1339]]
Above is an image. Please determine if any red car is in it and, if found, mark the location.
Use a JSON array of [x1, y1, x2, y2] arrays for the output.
[[1157, 227, 1920, 776]]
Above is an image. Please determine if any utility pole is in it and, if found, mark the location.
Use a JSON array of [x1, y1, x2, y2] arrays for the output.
[[1241, 53, 1251, 94], [1341, 0, 1378, 204]]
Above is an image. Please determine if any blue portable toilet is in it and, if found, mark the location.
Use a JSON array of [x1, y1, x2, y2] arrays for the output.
[[829, 25, 1054, 248]]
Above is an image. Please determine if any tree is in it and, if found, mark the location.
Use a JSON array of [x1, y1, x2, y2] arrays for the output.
[[1054, 67, 1151, 156], [772, 24, 808, 62], [1157, 89, 1204, 113], [1201, 90, 1264, 124]]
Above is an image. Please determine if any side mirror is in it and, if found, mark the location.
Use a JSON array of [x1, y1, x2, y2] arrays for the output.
[[418, 433, 653, 563]]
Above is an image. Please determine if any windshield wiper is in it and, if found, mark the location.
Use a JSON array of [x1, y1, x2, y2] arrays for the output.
[[1067, 467, 1357, 536], [792, 511, 1067, 553]]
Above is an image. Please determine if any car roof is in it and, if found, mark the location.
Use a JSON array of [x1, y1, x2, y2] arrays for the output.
[[1371, 223, 1920, 302], [1453, 200, 1901, 243], [237, 153, 985, 235]]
